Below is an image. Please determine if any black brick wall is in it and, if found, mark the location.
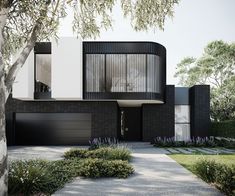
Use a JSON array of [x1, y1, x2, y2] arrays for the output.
[[189, 85, 211, 137], [6, 96, 118, 145], [6, 85, 210, 144], [142, 85, 175, 142]]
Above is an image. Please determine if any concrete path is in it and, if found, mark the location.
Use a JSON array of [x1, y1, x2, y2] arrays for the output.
[[8, 146, 88, 161], [52, 143, 220, 196]]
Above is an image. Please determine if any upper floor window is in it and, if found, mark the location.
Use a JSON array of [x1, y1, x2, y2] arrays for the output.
[[35, 54, 51, 93], [85, 54, 161, 93]]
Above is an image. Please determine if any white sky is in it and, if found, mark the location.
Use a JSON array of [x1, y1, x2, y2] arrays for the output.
[[58, 0, 235, 85]]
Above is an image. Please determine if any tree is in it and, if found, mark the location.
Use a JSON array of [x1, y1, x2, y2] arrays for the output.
[[0, 0, 179, 194], [175, 40, 235, 121]]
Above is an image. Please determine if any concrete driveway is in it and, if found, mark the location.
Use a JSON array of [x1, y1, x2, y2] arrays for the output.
[[8, 143, 222, 196]]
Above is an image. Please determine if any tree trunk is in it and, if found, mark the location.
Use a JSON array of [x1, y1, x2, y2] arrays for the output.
[[0, 78, 7, 196], [0, 6, 9, 196], [0, 3, 50, 194]]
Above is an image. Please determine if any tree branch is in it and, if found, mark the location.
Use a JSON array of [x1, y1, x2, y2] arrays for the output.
[[0, 7, 10, 81], [4, 23, 38, 95], [4, 1, 51, 98]]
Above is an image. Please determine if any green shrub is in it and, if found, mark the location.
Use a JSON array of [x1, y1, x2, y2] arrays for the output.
[[211, 120, 235, 139], [64, 146, 131, 161], [214, 138, 235, 149], [193, 159, 219, 183], [64, 148, 88, 159], [215, 165, 235, 195], [9, 148, 133, 195], [76, 158, 134, 178], [8, 160, 54, 195], [8, 159, 82, 195], [193, 159, 235, 195], [46, 159, 80, 192]]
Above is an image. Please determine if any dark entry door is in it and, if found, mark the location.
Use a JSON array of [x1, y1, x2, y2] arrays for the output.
[[120, 107, 142, 141]]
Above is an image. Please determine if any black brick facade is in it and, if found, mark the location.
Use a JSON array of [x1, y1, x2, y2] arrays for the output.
[[6, 96, 119, 145], [6, 85, 211, 145], [189, 85, 211, 137], [142, 85, 175, 142]]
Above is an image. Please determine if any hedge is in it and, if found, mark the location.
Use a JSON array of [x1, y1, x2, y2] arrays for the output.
[[211, 120, 235, 139]]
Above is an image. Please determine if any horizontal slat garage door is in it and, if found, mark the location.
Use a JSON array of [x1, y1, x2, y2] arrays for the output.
[[15, 113, 91, 145]]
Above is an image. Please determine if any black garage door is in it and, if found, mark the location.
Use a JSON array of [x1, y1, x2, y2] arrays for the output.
[[14, 113, 91, 145]]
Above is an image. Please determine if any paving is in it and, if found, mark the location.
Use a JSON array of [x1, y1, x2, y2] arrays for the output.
[[163, 147, 235, 155], [8, 146, 88, 161], [8, 143, 223, 195]]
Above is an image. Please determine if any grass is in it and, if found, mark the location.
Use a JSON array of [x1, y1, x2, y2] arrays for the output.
[[169, 154, 235, 195], [169, 154, 235, 171]]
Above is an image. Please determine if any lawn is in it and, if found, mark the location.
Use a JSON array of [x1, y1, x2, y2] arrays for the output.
[[170, 154, 235, 195], [169, 154, 235, 172]]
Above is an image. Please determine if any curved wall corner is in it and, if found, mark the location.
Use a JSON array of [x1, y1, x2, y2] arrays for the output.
[[83, 42, 166, 102]]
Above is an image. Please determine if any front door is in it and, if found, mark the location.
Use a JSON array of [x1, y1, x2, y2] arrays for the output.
[[120, 107, 142, 141]]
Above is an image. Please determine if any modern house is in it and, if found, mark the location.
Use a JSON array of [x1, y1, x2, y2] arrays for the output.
[[6, 37, 210, 145]]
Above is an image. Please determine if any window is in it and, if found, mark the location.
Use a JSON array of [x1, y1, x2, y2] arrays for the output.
[[86, 54, 105, 92], [147, 54, 160, 93], [127, 54, 146, 92], [175, 105, 190, 141], [35, 54, 51, 93], [106, 54, 126, 92], [85, 53, 161, 93]]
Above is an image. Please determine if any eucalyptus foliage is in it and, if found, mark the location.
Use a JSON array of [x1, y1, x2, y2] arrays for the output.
[[175, 40, 235, 121], [0, 1, 180, 194], [1, 0, 180, 69]]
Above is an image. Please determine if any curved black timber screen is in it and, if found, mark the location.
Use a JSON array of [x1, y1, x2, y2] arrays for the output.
[[83, 42, 166, 102]]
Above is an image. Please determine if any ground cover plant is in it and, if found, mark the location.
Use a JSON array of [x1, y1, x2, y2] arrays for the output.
[[9, 146, 134, 195], [170, 154, 235, 195], [8, 159, 80, 195], [64, 146, 131, 161]]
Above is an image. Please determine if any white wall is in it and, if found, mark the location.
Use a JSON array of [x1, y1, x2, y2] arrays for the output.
[[12, 50, 34, 100], [52, 37, 83, 99]]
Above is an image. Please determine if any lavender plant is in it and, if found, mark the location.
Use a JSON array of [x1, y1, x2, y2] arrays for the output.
[[153, 137, 218, 147], [89, 137, 119, 150]]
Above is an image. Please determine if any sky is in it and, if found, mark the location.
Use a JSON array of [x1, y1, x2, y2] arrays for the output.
[[58, 0, 235, 85]]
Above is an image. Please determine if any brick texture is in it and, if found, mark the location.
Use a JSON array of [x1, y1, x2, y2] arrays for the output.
[[189, 85, 211, 137], [6, 96, 118, 145], [142, 85, 175, 142]]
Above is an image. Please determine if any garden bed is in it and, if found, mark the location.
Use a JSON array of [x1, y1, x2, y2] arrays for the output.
[[8, 146, 134, 195], [153, 137, 235, 149]]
